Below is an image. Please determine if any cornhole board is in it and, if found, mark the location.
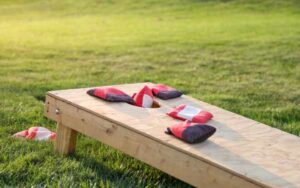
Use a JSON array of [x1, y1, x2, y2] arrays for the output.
[[44, 83, 300, 188]]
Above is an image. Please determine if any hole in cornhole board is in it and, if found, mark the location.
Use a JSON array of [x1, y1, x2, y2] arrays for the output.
[[151, 100, 161, 108], [131, 100, 161, 108]]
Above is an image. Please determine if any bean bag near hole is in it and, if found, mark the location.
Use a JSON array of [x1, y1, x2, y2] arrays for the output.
[[13, 127, 56, 141], [167, 104, 213, 124], [132, 85, 157, 108], [165, 121, 216, 144], [87, 87, 135, 104], [151, 84, 182, 100]]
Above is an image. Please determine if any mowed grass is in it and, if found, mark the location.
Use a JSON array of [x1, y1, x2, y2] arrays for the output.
[[0, 0, 299, 187]]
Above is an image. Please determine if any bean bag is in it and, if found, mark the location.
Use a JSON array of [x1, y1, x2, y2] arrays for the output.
[[13, 127, 56, 141], [167, 104, 213, 123], [165, 121, 216, 144], [132, 85, 155, 108], [87, 87, 135, 104], [151, 84, 182, 100]]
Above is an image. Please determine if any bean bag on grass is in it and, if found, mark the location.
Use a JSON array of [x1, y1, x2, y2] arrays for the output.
[[13, 127, 56, 141]]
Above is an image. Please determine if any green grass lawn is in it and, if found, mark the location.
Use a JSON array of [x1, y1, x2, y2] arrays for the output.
[[0, 0, 299, 187]]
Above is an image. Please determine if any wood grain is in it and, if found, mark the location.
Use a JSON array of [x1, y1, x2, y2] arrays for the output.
[[55, 122, 77, 155]]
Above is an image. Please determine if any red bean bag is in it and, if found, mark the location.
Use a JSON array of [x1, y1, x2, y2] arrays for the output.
[[87, 87, 135, 104], [167, 104, 213, 123], [165, 121, 216, 144], [132, 85, 156, 108], [151, 84, 182, 100], [13, 127, 56, 141]]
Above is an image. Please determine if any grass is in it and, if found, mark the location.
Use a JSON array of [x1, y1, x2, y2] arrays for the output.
[[0, 0, 299, 187]]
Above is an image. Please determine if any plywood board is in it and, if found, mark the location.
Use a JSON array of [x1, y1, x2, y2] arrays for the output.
[[45, 83, 300, 188]]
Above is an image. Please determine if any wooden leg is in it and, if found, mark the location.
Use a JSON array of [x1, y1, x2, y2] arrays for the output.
[[55, 122, 77, 155]]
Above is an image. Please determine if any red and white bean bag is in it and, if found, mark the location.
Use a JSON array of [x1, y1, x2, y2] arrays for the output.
[[132, 85, 155, 108], [13, 127, 56, 141], [167, 104, 213, 123]]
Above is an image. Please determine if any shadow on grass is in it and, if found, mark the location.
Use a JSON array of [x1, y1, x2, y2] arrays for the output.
[[34, 94, 45, 102], [69, 152, 193, 187]]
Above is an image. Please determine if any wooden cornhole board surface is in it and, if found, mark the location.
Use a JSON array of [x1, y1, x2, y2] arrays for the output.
[[45, 83, 300, 188]]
